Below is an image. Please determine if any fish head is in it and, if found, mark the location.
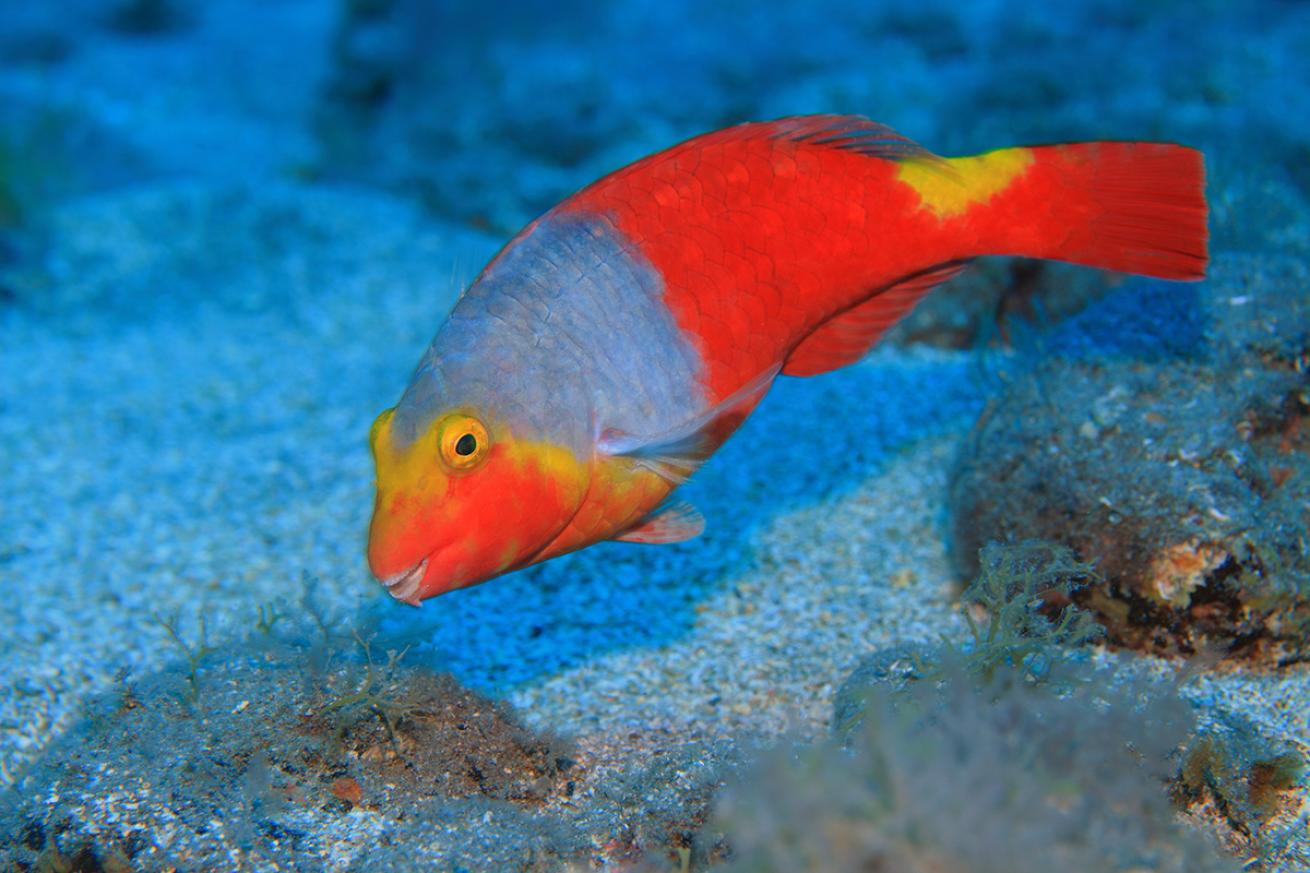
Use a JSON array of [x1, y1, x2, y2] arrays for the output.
[[366, 399, 591, 604]]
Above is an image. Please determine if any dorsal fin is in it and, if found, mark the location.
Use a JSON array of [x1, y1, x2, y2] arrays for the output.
[[782, 261, 971, 378], [580, 115, 949, 201], [764, 114, 942, 163]]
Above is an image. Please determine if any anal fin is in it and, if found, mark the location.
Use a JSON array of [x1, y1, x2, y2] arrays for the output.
[[613, 500, 705, 544], [782, 260, 970, 377]]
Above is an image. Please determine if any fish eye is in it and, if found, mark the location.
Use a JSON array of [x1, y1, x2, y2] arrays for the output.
[[437, 415, 489, 471]]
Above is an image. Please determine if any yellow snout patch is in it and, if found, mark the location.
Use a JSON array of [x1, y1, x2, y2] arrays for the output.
[[370, 408, 447, 503], [896, 147, 1034, 219]]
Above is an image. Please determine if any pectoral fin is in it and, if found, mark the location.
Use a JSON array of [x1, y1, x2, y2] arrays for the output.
[[613, 499, 705, 544], [598, 364, 779, 484]]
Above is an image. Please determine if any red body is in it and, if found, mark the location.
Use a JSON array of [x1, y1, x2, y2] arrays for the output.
[[566, 118, 1207, 402]]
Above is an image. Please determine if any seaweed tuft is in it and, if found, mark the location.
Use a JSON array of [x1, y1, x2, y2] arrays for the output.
[[960, 540, 1105, 682], [834, 540, 1104, 740], [151, 610, 214, 702]]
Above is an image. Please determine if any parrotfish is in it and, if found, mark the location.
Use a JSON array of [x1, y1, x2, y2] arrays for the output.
[[367, 115, 1208, 604]]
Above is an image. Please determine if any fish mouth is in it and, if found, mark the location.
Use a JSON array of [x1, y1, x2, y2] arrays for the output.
[[381, 557, 429, 606]]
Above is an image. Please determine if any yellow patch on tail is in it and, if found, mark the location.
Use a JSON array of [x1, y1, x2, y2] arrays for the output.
[[896, 147, 1034, 219]]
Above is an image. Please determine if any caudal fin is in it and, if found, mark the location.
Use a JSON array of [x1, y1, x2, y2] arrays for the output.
[[1018, 142, 1208, 280]]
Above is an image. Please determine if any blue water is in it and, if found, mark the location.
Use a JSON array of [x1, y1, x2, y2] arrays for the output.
[[3, 0, 1305, 690], [1, 0, 1308, 867], [3, 0, 1306, 691]]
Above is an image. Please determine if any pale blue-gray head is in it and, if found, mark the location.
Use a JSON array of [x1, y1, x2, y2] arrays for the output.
[[367, 209, 708, 603]]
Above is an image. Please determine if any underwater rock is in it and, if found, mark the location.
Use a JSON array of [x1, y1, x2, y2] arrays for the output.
[[0, 620, 748, 871], [1174, 706, 1307, 863], [0, 632, 576, 869], [0, 2, 83, 67], [104, 0, 191, 35], [718, 655, 1236, 873], [950, 254, 1310, 665], [820, 560, 1305, 873], [0, 93, 149, 232], [313, 0, 634, 234], [885, 258, 1118, 349], [304, 669, 573, 805], [0, 95, 153, 310], [310, 1, 941, 235], [833, 542, 1105, 740], [0, 28, 72, 67], [831, 642, 931, 734], [317, 0, 413, 119]]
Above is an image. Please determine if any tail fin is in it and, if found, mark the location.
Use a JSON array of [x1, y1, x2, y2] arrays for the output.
[[991, 142, 1208, 280]]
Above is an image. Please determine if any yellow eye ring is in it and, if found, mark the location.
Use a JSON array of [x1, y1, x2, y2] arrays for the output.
[[437, 415, 490, 471]]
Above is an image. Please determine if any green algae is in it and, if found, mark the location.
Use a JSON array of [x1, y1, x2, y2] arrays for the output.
[[959, 540, 1105, 683]]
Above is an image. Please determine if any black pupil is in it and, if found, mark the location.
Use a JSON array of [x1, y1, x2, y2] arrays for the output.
[[454, 433, 477, 456]]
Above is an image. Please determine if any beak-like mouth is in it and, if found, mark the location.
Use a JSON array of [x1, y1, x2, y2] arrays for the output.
[[381, 557, 428, 606]]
